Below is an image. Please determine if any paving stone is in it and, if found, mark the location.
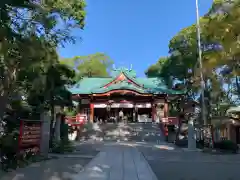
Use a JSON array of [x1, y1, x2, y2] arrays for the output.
[[72, 145, 158, 180]]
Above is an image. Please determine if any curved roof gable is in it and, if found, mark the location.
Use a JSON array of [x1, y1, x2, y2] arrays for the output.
[[68, 68, 184, 95]]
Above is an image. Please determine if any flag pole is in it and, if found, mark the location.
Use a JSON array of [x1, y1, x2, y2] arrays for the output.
[[195, 0, 208, 144]]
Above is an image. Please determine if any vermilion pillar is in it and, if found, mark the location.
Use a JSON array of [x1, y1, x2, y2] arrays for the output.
[[90, 103, 94, 122], [164, 99, 168, 118]]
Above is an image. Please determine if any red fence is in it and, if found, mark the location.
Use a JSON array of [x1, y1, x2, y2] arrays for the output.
[[18, 120, 42, 154], [160, 117, 179, 137]]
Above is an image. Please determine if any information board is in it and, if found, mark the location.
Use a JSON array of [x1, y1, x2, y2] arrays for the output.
[[18, 120, 42, 154]]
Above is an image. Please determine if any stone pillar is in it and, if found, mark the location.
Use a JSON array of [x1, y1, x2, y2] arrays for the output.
[[54, 113, 61, 142], [54, 106, 61, 142], [188, 117, 196, 150], [40, 111, 51, 157], [151, 103, 155, 122]]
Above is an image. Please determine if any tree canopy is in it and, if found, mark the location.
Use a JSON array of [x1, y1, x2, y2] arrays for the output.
[[0, 0, 86, 120], [0, 0, 87, 168], [145, 0, 240, 117], [61, 53, 114, 80]]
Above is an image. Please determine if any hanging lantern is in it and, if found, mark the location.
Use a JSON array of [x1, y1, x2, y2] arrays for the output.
[[135, 106, 138, 112], [108, 100, 114, 104], [106, 104, 111, 112]]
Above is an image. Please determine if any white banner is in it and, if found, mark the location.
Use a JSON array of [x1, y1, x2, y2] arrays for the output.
[[93, 104, 107, 108], [136, 103, 151, 108], [111, 103, 133, 108], [93, 103, 152, 108]]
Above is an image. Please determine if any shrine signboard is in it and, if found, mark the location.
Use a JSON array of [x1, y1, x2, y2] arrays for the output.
[[18, 120, 42, 154]]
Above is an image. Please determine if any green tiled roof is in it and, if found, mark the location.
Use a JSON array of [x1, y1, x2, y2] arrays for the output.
[[70, 77, 112, 94], [68, 68, 184, 95]]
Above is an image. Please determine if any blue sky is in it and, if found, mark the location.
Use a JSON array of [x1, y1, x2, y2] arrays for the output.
[[58, 0, 213, 77]]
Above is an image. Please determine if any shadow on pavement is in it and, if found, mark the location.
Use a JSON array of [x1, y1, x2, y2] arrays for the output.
[[1, 157, 93, 180], [78, 122, 165, 144]]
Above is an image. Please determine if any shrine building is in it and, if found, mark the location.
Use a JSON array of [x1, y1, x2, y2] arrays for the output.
[[68, 67, 184, 123]]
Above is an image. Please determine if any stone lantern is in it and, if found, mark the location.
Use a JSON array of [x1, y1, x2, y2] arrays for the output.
[[183, 100, 199, 150], [183, 100, 198, 119]]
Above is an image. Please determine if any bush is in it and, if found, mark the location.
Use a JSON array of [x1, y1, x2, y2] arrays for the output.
[[51, 139, 75, 154], [196, 140, 204, 149], [0, 132, 44, 171], [175, 139, 204, 149], [175, 139, 188, 147], [60, 121, 69, 140], [214, 140, 239, 153]]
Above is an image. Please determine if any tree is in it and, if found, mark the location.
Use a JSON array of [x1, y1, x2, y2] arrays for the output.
[[145, 0, 240, 145], [0, 0, 86, 122], [204, 0, 240, 97], [61, 53, 114, 80], [146, 0, 240, 107], [145, 57, 169, 77]]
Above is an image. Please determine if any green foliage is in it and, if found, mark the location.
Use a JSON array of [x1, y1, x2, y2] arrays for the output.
[[27, 63, 75, 109], [0, 131, 26, 171], [214, 140, 239, 153], [0, 0, 86, 44], [61, 53, 114, 80], [64, 107, 77, 116], [204, 1, 240, 76], [0, 0, 86, 109], [0, 0, 86, 171], [145, 57, 168, 77], [51, 139, 75, 154], [60, 120, 70, 140], [145, 0, 240, 120]]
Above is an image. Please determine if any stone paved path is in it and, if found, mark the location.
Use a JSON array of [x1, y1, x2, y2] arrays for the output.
[[77, 122, 164, 143], [71, 145, 158, 180], [138, 144, 240, 180], [1, 157, 93, 180], [4, 122, 240, 180]]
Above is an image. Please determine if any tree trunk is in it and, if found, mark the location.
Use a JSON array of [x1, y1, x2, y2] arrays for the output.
[[0, 92, 9, 122], [49, 95, 55, 147], [236, 76, 240, 96], [54, 113, 61, 141]]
